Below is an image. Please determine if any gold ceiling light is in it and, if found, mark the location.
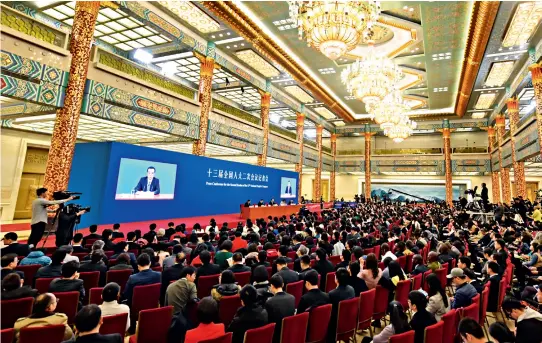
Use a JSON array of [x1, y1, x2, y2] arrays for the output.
[[284, 85, 314, 103], [503, 2, 542, 47], [288, 1, 381, 60], [370, 89, 410, 131], [235, 49, 281, 78], [314, 107, 336, 119], [333, 120, 346, 126], [485, 61, 515, 87], [160, 1, 221, 33], [475, 93, 497, 109], [471, 112, 486, 119], [384, 116, 417, 143]]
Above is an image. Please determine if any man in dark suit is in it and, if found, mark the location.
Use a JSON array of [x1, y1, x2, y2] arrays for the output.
[[111, 224, 124, 239], [49, 261, 85, 310], [297, 270, 329, 313], [70, 304, 122, 343], [335, 250, 351, 271], [228, 253, 251, 273], [481, 183, 489, 206], [485, 262, 502, 312], [134, 166, 160, 195], [328, 268, 356, 342], [408, 290, 437, 343], [244, 200, 251, 207], [1, 254, 24, 281], [123, 253, 161, 305], [284, 181, 293, 195], [265, 274, 295, 343], [314, 248, 334, 291], [1, 232, 30, 257], [160, 252, 185, 305], [82, 225, 102, 247], [298, 255, 314, 281], [71, 233, 89, 254], [269, 198, 276, 206], [274, 257, 299, 286], [196, 251, 221, 281]]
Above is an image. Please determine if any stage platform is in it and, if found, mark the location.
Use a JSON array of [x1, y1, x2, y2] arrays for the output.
[[1, 213, 244, 247]]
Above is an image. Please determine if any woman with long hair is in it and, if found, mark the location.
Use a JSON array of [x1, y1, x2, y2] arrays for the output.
[[358, 253, 382, 289], [362, 301, 411, 343], [347, 261, 368, 295], [425, 273, 450, 321]]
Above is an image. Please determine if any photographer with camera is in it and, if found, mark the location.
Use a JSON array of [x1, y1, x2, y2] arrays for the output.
[[29, 188, 76, 248], [56, 206, 88, 248]]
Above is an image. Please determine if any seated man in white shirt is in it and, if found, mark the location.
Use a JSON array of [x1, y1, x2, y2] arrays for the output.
[[99, 282, 130, 331], [60, 245, 79, 263]]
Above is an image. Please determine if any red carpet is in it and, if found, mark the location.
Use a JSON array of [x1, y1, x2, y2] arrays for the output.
[[2, 213, 243, 247]]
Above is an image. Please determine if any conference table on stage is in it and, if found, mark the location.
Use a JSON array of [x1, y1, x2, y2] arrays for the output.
[[240, 204, 302, 219]]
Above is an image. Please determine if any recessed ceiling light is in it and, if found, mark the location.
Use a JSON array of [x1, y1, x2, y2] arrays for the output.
[[498, 48, 502, 51], [241, 43, 245, 46], [227, 32, 231, 36], [211, 35, 215, 38], [409, 7, 414, 12], [417, 62, 421, 65], [219, 34, 223, 37], [509, 47, 513, 50], [403, 5, 408, 10], [226, 46, 230, 49], [234, 45, 237, 48]]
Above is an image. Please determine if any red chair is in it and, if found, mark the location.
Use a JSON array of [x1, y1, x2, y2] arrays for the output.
[[1, 297, 34, 329], [101, 312, 128, 340], [151, 266, 163, 272], [389, 330, 415, 343], [1, 328, 14, 343], [441, 309, 459, 343], [53, 291, 79, 325], [89, 287, 104, 305], [132, 283, 160, 316], [200, 332, 232, 343], [219, 295, 241, 327], [287, 251, 296, 260], [422, 270, 432, 292], [397, 256, 406, 270], [435, 268, 447, 290], [104, 251, 115, 259], [287, 262, 294, 270], [266, 267, 272, 280], [461, 302, 479, 323], [411, 273, 422, 291], [325, 272, 336, 293], [441, 263, 449, 274], [86, 238, 98, 246], [235, 272, 251, 287], [307, 304, 332, 343], [16, 265, 41, 287], [106, 270, 132, 292], [79, 271, 100, 303], [395, 279, 411, 310], [73, 252, 88, 260], [335, 297, 359, 342], [35, 277, 55, 294], [480, 287, 489, 337], [377, 262, 385, 270], [197, 274, 220, 298], [329, 255, 341, 266], [129, 306, 173, 343], [285, 280, 303, 308], [356, 289, 376, 337], [373, 286, 389, 322], [373, 245, 381, 260], [363, 248, 374, 255], [19, 324, 66, 343], [405, 254, 414, 273], [280, 312, 309, 343], [424, 321, 444, 343], [243, 323, 275, 343], [472, 294, 480, 308]]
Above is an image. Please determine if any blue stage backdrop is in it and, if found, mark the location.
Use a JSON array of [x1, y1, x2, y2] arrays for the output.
[[68, 142, 299, 227]]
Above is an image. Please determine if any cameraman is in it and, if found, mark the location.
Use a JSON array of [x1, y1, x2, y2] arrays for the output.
[[56, 206, 87, 248], [29, 188, 75, 248]]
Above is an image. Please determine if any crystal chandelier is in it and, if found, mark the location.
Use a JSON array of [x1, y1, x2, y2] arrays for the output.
[[341, 42, 402, 109], [385, 116, 417, 143], [288, 1, 381, 60], [370, 89, 410, 131]]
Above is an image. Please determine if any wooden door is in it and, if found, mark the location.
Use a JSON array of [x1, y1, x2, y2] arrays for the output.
[[14, 173, 44, 219], [312, 179, 330, 201]]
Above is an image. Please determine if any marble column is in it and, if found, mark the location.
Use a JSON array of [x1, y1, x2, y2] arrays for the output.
[[442, 120, 453, 207], [507, 97, 526, 198], [529, 62, 542, 157], [314, 125, 323, 201], [496, 114, 511, 204], [330, 134, 337, 201], [192, 56, 215, 155], [295, 112, 305, 203], [43, 2, 100, 194], [486, 127, 501, 203], [364, 126, 373, 202], [256, 91, 271, 166]]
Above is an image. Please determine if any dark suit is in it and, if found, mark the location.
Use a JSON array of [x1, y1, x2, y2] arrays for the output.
[[1, 268, 24, 281], [285, 185, 292, 195], [298, 267, 315, 281], [111, 232, 124, 239], [72, 246, 89, 253], [314, 260, 334, 291], [409, 310, 437, 343], [1, 243, 30, 257], [274, 267, 299, 286], [123, 269, 161, 305], [486, 274, 501, 312], [134, 177, 160, 195], [161, 264, 184, 305], [265, 292, 295, 343], [297, 288, 330, 313], [227, 305, 268, 343], [1, 286, 38, 300], [196, 263, 221, 280], [62, 333, 122, 343], [228, 264, 251, 273], [82, 233, 101, 247], [328, 285, 355, 342], [79, 261, 108, 286], [35, 264, 62, 279], [481, 186, 489, 202], [49, 278, 85, 309]]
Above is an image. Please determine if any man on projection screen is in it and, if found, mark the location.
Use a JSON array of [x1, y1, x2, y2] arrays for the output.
[[134, 166, 161, 195]]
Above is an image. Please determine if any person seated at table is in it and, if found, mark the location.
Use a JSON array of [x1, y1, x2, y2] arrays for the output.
[[269, 198, 276, 206], [211, 270, 241, 302], [70, 304, 122, 343], [244, 200, 251, 207], [1, 273, 38, 300], [258, 199, 264, 207], [49, 261, 85, 310], [14, 293, 73, 343], [185, 297, 225, 343]]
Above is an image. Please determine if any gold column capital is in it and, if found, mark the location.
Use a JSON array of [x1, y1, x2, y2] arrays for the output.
[[507, 97, 519, 113], [260, 91, 272, 108], [296, 112, 305, 126], [330, 134, 337, 143], [316, 124, 323, 136], [495, 114, 506, 127], [76, 1, 101, 13], [529, 62, 542, 85]]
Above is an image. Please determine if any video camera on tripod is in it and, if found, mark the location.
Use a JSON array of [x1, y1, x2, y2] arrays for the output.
[[53, 191, 81, 201], [44, 191, 91, 247], [464, 186, 483, 212]]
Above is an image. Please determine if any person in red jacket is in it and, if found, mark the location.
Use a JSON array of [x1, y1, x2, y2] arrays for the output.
[[231, 231, 248, 253], [184, 297, 225, 343]]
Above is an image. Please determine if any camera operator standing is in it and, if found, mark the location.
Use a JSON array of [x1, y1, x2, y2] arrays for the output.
[[29, 188, 75, 248]]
